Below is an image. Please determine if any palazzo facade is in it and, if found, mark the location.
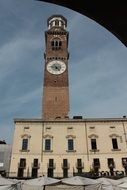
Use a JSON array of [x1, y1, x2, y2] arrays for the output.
[[9, 15, 127, 178]]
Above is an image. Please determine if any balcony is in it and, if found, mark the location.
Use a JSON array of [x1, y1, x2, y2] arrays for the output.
[[111, 148, 121, 151], [93, 164, 100, 169], [61, 163, 70, 169], [31, 163, 40, 169], [122, 159, 127, 167], [90, 149, 99, 153], [47, 163, 56, 169], [76, 162, 84, 169], [20, 149, 30, 152], [66, 150, 76, 153], [18, 162, 26, 168], [108, 163, 115, 169]]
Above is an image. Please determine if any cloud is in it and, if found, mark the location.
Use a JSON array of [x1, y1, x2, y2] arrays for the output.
[[0, 124, 14, 144], [0, 34, 43, 83], [69, 40, 127, 118], [1, 86, 41, 112]]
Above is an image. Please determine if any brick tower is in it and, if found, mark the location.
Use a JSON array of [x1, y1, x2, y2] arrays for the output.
[[42, 15, 69, 119]]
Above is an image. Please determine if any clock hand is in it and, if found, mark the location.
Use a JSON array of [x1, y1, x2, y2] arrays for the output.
[[55, 66, 58, 70], [55, 65, 61, 71]]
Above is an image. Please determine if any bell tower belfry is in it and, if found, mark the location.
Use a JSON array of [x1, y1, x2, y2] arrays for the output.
[[42, 15, 69, 119]]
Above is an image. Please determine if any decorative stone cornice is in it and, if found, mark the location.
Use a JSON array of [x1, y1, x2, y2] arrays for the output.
[[66, 135, 76, 139], [21, 134, 31, 139], [88, 134, 98, 138], [109, 133, 120, 138], [43, 134, 53, 138]]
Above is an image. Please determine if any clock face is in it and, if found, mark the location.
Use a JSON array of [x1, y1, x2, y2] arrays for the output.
[[47, 60, 66, 75]]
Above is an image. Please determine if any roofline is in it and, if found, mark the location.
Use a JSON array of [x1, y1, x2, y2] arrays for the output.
[[14, 117, 127, 123]]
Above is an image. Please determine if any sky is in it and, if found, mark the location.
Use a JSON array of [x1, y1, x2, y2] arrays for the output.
[[0, 0, 127, 144]]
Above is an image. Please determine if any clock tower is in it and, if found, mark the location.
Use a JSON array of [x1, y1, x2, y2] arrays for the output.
[[42, 15, 69, 119]]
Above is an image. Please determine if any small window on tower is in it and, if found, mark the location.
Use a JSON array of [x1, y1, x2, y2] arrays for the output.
[[51, 41, 54, 46], [61, 21, 64, 27], [55, 20, 59, 26], [51, 39, 62, 51], [59, 41, 62, 46], [50, 21, 53, 28], [55, 41, 58, 47]]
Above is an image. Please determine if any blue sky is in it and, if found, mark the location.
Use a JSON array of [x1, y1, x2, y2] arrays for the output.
[[0, 0, 127, 143]]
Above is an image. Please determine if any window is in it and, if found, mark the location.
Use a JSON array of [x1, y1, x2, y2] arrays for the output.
[[68, 139, 74, 151], [51, 41, 54, 46], [32, 159, 39, 178], [32, 159, 38, 178], [51, 39, 62, 50], [48, 159, 55, 177], [63, 159, 68, 178], [55, 20, 59, 26], [91, 139, 97, 150], [33, 159, 38, 167], [18, 158, 26, 178], [112, 138, 118, 149], [122, 158, 127, 167], [48, 168, 54, 178], [61, 21, 64, 28], [108, 158, 115, 176], [77, 159, 83, 174], [22, 139, 28, 150], [108, 158, 114, 168], [49, 159, 54, 168], [77, 159, 82, 167], [93, 158, 100, 173], [32, 168, 38, 178], [77, 159, 83, 168], [19, 158, 26, 168], [45, 139, 51, 151], [49, 22, 53, 28], [122, 158, 127, 166], [63, 159, 68, 168], [122, 158, 127, 175], [93, 158, 100, 167]]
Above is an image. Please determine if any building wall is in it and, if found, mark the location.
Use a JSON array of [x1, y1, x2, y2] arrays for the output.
[[0, 143, 12, 176], [9, 119, 127, 178]]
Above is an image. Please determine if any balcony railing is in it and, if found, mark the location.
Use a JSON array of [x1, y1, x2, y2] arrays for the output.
[[31, 163, 40, 169], [76, 162, 84, 169], [93, 164, 100, 169], [90, 149, 99, 153], [18, 163, 26, 168], [61, 163, 70, 169], [47, 163, 56, 169], [108, 163, 115, 169]]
